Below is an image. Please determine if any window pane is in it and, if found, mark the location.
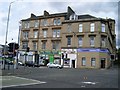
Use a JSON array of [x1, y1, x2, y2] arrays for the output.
[[82, 57, 86, 66], [56, 42, 59, 49], [91, 58, 96, 66], [90, 36, 94, 46], [22, 42, 28, 49], [53, 29, 61, 37], [43, 30, 47, 38], [42, 19, 47, 26], [79, 24, 82, 32], [101, 24, 105, 32], [70, 14, 75, 20], [53, 19, 57, 25], [52, 41, 60, 50], [67, 24, 72, 32], [90, 23, 94, 32], [24, 21, 29, 28], [33, 42, 37, 50], [42, 42, 46, 49], [34, 20, 39, 28], [53, 30, 56, 37], [101, 37, 106, 47], [23, 32, 29, 39], [57, 18, 61, 25], [34, 31, 38, 38], [67, 37, 71, 45], [78, 36, 82, 46], [57, 30, 60, 37]]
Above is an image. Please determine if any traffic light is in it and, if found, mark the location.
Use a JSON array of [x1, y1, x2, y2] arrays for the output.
[[8, 43, 19, 56], [15, 43, 19, 50], [26, 47, 30, 52], [8, 43, 14, 52]]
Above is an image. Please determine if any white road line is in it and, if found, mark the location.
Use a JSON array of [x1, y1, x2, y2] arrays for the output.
[[2, 82, 46, 88], [11, 76, 45, 83], [1, 76, 46, 88], [81, 81, 99, 85]]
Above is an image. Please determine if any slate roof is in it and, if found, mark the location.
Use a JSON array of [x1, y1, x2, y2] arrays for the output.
[[78, 14, 97, 19]]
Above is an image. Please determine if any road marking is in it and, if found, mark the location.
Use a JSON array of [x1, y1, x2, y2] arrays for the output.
[[81, 81, 99, 85], [2, 82, 46, 88], [0, 79, 11, 80], [1, 76, 46, 88]]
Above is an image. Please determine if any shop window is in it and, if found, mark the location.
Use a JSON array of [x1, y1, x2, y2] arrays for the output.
[[91, 58, 96, 67], [64, 58, 70, 66], [82, 57, 86, 66]]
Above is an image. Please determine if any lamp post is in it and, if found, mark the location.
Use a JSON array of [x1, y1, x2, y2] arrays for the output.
[[16, 21, 22, 69], [3, 0, 21, 70]]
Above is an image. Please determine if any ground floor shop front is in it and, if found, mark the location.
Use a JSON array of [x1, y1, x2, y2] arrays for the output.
[[61, 48, 112, 69], [18, 48, 112, 69]]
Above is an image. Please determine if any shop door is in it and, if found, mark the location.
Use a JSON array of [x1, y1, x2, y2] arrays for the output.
[[35, 54, 39, 65], [101, 59, 105, 68], [72, 60, 75, 68]]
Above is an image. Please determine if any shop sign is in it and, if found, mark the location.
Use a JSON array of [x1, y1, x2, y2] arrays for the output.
[[61, 49, 77, 54], [77, 48, 109, 53]]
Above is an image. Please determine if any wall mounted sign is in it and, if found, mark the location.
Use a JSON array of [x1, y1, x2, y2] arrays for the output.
[[77, 48, 109, 53]]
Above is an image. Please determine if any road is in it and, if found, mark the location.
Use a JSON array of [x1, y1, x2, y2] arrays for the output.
[[1, 65, 119, 89]]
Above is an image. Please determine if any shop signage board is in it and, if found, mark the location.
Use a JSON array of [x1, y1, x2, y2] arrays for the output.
[[77, 48, 109, 53]]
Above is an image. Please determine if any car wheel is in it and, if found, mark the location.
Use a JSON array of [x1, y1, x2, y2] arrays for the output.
[[57, 66, 60, 69]]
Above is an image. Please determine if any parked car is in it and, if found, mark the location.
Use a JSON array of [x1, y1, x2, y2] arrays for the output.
[[5, 59, 13, 65], [18, 61, 24, 66], [47, 62, 63, 69], [25, 61, 40, 67]]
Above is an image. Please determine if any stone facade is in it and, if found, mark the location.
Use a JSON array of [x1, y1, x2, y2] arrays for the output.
[[19, 6, 116, 69]]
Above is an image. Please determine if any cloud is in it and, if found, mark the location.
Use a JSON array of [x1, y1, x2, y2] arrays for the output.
[[0, 1, 119, 48]]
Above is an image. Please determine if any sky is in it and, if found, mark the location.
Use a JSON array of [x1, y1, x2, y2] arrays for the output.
[[0, 0, 119, 48]]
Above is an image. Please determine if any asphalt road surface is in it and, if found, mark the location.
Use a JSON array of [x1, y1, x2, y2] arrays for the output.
[[1, 65, 119, 89]]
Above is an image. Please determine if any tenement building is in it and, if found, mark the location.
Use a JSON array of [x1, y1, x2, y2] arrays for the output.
[[19, 6, 116, 69]]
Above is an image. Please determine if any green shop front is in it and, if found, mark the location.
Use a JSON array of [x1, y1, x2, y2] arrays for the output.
[[39, 50, 61, 65]]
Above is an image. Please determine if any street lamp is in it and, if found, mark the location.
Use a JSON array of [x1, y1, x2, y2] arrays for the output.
[[3, 0, 21, 70], [16, 21, 22, 69]]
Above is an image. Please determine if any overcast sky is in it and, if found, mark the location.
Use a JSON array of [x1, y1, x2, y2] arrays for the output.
[[0, 0, 119, 48]]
